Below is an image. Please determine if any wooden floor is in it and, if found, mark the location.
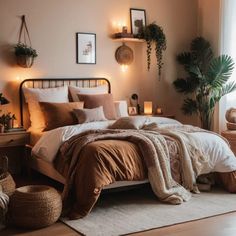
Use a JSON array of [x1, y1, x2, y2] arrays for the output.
[[2, 173, 236, 236]]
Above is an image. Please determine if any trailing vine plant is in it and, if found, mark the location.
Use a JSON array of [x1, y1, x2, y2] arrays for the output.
[[141, 23, 167, 78]]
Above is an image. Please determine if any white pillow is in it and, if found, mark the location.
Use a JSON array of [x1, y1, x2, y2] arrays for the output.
[[23, 86, 69, 130], [69, 85, 108, 102], [114, 100, 128, 118]]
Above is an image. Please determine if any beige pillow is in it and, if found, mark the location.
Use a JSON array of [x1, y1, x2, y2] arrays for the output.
[[23, 86, 69, 130], [39, 102, 84, 131], [77, 94, 117, 120], [74, 106, 107, 124], [109, 116, 148, 129]]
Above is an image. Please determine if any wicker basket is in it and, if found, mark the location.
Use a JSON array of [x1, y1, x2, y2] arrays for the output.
[[0, 172, 16, 196], [8, 185, 62, 229]]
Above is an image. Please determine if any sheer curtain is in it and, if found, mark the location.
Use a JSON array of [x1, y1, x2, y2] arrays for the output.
[[219, 0, 236, 132]]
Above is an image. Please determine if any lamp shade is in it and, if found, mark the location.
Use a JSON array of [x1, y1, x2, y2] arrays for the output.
[[0, 93, 10, 105], [144, 101, 152, 115]]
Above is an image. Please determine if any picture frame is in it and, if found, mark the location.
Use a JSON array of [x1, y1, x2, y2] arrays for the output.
[[128, 106, 137, 115], [130, 8, 146, 36], [76, 32, 96, 64]]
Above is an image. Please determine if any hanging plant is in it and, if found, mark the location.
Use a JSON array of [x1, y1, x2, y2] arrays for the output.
[[141, 23, 167, 78], [14, 15, 38, 68]]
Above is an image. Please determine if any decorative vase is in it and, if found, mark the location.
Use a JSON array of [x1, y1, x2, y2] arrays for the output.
[[16, 55, 34, 68]]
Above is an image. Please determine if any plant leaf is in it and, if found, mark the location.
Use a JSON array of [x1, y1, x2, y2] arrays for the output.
[[181, 98, 198, 115], [207, 55, 234, 88]]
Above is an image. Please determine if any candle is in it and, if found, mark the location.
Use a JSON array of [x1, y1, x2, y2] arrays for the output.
[[156, 107, 163, 114], [144, 101, 152, 115]]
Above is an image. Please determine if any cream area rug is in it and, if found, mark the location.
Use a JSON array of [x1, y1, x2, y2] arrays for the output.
[[61, 186, 236, 236]]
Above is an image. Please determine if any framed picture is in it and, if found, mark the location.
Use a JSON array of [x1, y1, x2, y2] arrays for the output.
[[76, 32, 96, 64], [130, 8, 146, 36], [128, 106, 137, 115]]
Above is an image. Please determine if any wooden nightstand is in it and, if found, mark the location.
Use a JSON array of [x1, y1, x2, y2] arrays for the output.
[[137, 114, 175, 119], [0, 131, 30, 174], [221, 130, 236, 155]]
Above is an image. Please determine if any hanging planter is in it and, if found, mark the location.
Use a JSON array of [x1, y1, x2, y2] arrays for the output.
[[14, 15, 38, 68]]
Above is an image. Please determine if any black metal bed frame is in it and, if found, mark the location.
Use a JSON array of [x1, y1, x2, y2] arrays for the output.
[[19, 78, 111, 127]]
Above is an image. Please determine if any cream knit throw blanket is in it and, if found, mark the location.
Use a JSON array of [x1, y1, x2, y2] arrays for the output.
[[61, 126, 208, 205]]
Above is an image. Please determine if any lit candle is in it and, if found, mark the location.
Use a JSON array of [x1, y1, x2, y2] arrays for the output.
[[144, 101, 152, 115], [156, 107, 163, 114]]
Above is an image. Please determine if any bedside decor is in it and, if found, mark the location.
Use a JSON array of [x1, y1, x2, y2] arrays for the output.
[[131, 93, 140, 114], [144, 101, 152, 115], [8, 185, 62, 229], [173, 37, 236, 130], [130, 8, 146, 36], [15, 15, 38, 68], [0, 112, 16, 130], [128, 107, 137, 115], [76, 33, 96, 64]]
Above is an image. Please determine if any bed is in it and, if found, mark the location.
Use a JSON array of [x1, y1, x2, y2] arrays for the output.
[[19, 78, 236, 219]]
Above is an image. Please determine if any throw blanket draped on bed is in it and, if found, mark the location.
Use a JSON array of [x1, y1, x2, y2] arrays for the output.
[[58, 126, 209, 218]]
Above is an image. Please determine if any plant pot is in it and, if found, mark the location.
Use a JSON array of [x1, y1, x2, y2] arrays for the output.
[[16, 55, 34, 68], [0, 124, 4, 133], [6, 119, 14, 130]]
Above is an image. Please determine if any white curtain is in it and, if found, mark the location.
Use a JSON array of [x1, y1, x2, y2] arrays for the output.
[[219, 0, 236, 132]]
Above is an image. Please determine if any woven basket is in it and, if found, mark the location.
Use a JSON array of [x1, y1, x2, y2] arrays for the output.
[[8, 185, 62, 229], [227, 122, 236, 130], [0, 172, 16, 196]]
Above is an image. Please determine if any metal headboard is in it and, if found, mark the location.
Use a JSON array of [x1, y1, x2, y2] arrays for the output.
[[19, 78, 111, 127]]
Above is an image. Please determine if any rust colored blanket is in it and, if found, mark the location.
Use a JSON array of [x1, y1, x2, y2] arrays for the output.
[[55, 128, 205, 219]]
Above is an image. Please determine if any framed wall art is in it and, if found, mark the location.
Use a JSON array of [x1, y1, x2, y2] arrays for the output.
[[130, 8, 146, 36], [76, 32, 96, 64]]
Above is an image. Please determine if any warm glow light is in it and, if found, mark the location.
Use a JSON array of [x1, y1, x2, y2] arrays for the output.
[[144, 101, 153, 115], [112, 20, 127, 32], [121, 64, 128, 72]]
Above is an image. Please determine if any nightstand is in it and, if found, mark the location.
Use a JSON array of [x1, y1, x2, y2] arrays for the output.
[[221, 130, 236, 155], [0, 131, 30, 174], [137, 114, 175, 119]]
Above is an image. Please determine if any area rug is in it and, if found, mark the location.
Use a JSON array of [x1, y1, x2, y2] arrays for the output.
[[61, 187, 236, 236]]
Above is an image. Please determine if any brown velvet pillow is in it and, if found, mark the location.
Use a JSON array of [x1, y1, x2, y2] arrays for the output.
[[39, 102, 84, 131], [77, 94, 117, 120]]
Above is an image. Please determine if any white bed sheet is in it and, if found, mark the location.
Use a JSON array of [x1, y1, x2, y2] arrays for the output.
[[32, 117, 236, 174]]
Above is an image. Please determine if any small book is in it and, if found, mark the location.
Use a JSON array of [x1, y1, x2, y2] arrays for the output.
[[5, 127, 26, 132]]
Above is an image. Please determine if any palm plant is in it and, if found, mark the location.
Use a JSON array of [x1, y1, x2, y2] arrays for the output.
[[173, 37, 236, 130]]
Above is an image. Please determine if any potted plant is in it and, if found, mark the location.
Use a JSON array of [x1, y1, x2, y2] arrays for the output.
[[0, 112, 16, 130], [14, 43, 38, 68], [173, 37, 236, 130], [140, 23, 167, 78]]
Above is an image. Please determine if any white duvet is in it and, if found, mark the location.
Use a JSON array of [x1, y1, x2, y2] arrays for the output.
[[32, 117, 236, 174]]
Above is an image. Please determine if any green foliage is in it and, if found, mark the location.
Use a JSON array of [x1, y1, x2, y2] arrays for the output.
[[0, 112, 16, 126], [141, 23, 167, 78], [173, 37, 236, 130], [14, 43, 38, 57]]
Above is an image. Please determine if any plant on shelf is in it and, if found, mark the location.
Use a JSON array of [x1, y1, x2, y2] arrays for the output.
[[0, 112, 16, 130], [173, 37, 236, 130], [140, 23, 167, 78]]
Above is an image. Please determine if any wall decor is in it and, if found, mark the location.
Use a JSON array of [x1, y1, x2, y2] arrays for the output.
[[115, 43, 134, 66], [76, 33, 96, 64], [15, 15, 38, 68], [128, 107, 137, 115], [130, 8, 146, 36]]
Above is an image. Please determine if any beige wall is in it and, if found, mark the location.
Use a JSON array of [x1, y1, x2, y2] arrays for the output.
[[0, 0, 198, 124]]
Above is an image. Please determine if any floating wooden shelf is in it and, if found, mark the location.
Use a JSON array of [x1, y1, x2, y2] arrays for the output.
[[112, 38, 145, 43]]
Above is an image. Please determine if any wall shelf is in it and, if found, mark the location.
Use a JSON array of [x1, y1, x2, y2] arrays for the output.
[[112, 38, 145, 43]]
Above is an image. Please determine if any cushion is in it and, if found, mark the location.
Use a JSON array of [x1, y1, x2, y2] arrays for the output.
[[109, 116, 148, 129], [39, 102, 84, 131], [77, 94, 117, 120], [74, 106, 107, 124], [69, 85, 108, 102], [114, 100, 128, 118], [23, 86, 69, 130]]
